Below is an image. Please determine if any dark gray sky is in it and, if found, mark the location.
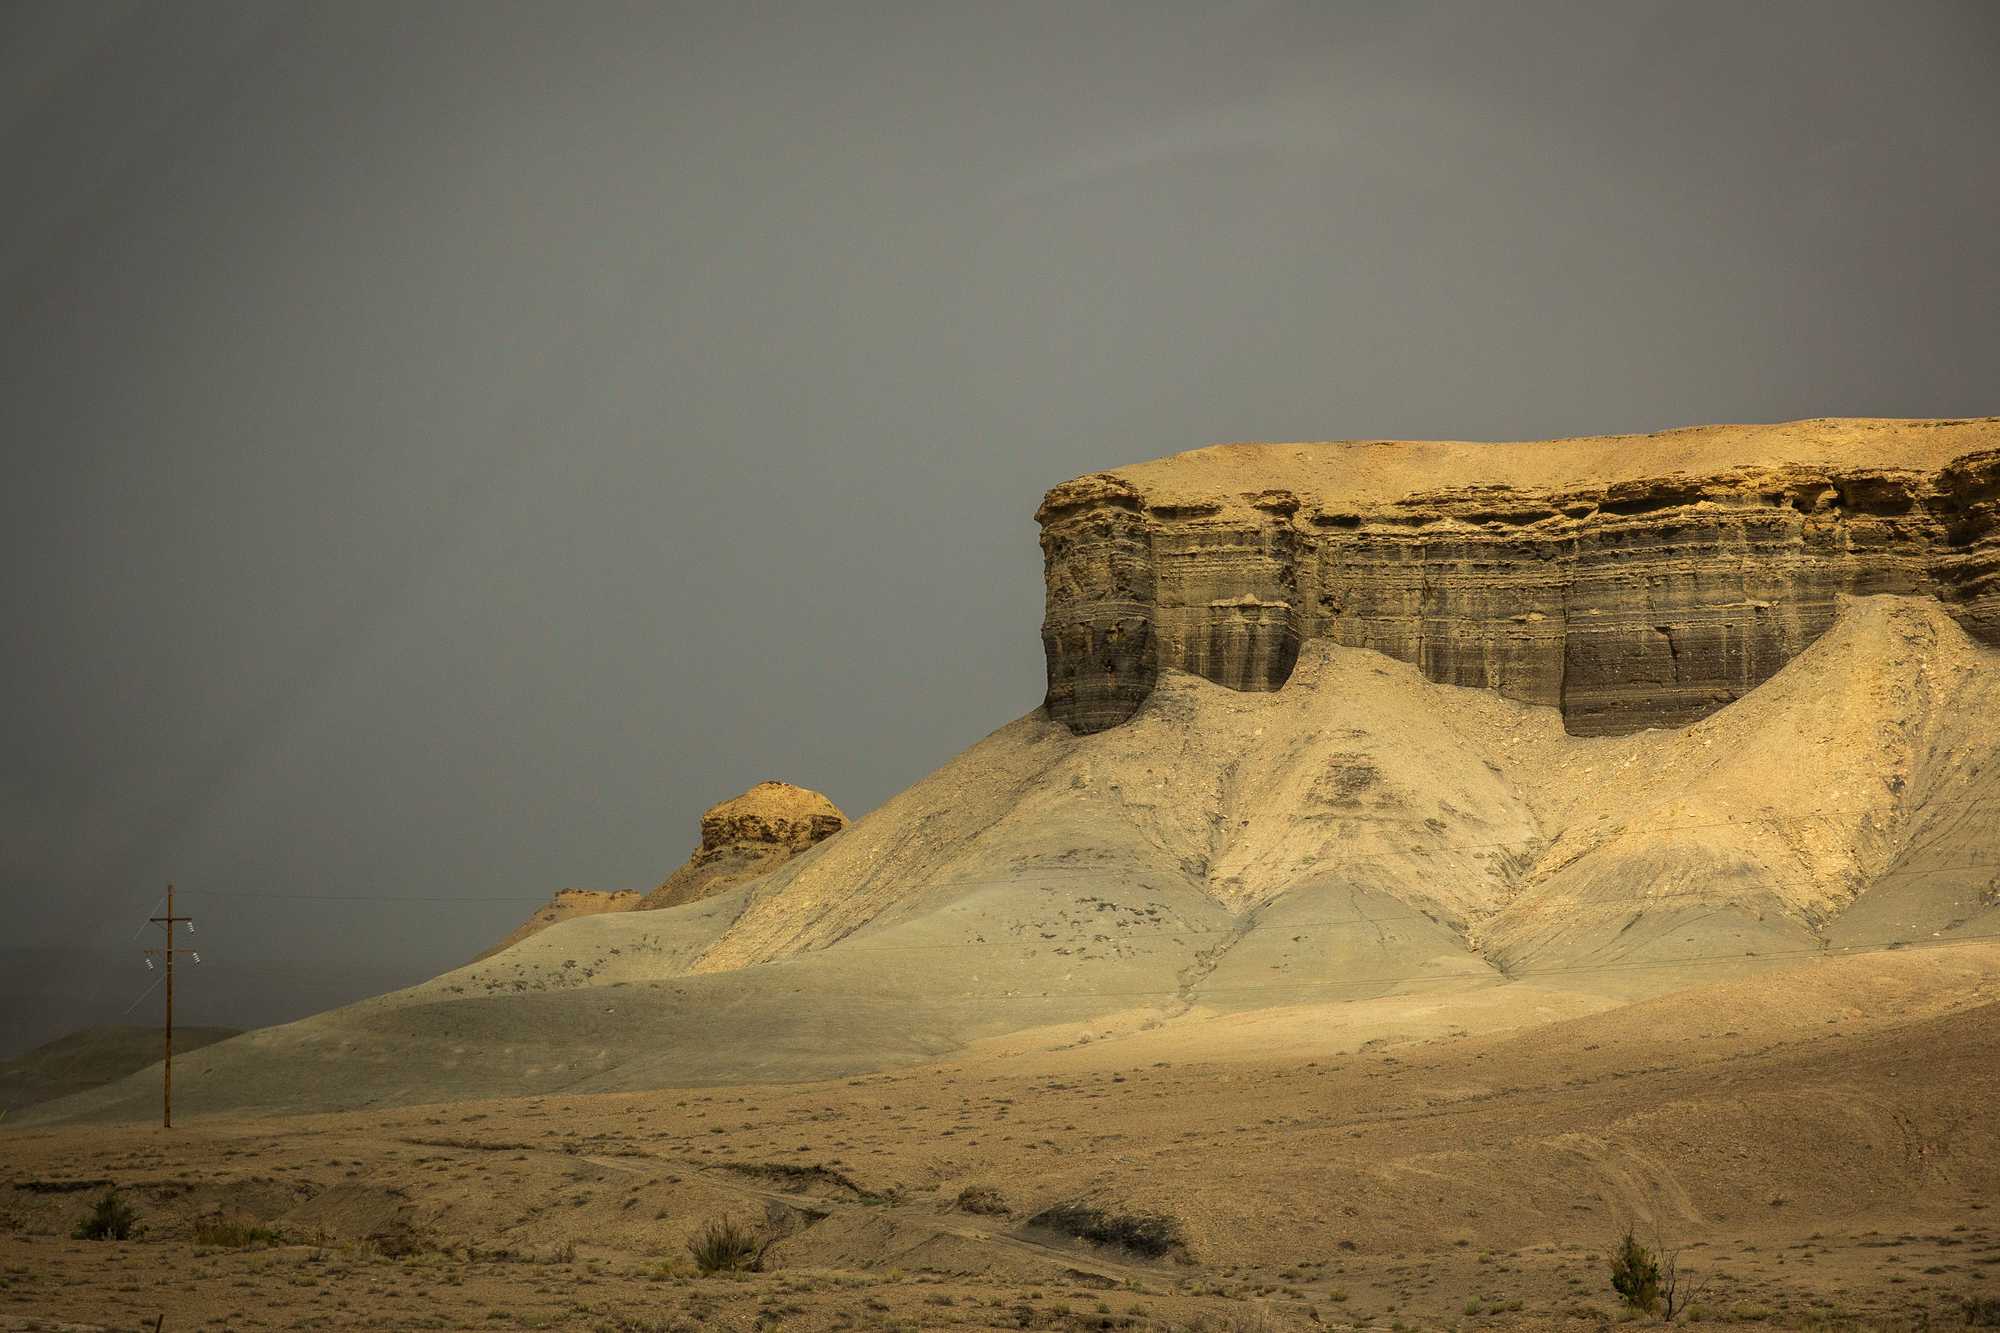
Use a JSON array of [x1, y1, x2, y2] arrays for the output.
[[4, 0, 1997, 1055]]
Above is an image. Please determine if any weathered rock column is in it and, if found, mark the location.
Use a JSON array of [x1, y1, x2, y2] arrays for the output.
[[1038, 474, 1159, 733]]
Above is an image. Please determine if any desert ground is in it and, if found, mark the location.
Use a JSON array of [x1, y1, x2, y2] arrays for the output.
[[4, 938, 1999, 1332]]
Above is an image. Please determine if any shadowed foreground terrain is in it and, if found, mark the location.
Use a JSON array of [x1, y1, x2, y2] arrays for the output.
[[3, 943, 1997, 1330], [0, 1027, 238, 1119]]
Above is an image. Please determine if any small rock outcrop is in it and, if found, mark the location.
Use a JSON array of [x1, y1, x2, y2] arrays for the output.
[[476, 888, 644, 961], [1039, 418, 2000, 735], [644, 781, 846, 910], [478, 783, 845, 957]]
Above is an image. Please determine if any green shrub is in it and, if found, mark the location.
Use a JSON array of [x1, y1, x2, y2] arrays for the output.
[[686, 1217, 759, 1274], [72, 1189, 137, 1241], [1610, 1228, 1661, 1314]]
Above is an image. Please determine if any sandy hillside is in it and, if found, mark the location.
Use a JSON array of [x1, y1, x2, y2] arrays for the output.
[[475, 890, 644, 962], [19, 594, 1998, 1126], [0, 1026, 237, 1118]]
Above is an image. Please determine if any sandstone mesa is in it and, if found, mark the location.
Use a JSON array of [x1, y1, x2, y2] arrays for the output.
[[1038, 416, 2000, 734]]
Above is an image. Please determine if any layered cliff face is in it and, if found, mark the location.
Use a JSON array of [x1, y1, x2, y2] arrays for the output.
[[1040, 418, 2000, 735]]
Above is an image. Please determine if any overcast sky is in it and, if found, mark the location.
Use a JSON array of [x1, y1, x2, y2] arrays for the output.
[[4, 0, 1996, 1055]]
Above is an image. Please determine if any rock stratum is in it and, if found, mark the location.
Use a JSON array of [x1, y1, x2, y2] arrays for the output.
[[1038, 417, 2000, 734]]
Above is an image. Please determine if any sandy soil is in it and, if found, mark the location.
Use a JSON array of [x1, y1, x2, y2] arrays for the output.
[[4, 941, 1998, 1332]]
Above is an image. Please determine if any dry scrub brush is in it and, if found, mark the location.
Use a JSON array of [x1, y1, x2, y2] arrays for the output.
[[686, 1217, 759, 1273], [71, 1189, 136, 1241]]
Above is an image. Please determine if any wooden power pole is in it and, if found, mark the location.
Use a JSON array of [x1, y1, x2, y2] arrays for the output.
[[145, 884, 196, 1129]]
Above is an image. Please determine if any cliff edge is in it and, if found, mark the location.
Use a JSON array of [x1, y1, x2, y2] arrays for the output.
[[1038, 417, 2000, 734]]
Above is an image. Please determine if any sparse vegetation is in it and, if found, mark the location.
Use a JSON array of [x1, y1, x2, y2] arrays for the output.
[[1610, 1228, 1661, 1314], [191, 1216, 288, 1248], [71, 1188, 136, 1241], [955, 1184, 1009, 1216], [1178, 1310, 1282, 1333], [1656, 1237, 1711, 1321], [1028, 1200, 1185, 1259], [715, 1160, 865, 1197], [1609, 1225, 1710, 1321], [687, 1217, 760, 1274]]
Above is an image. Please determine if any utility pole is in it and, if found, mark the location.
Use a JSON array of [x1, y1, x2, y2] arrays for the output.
[[145, 884, 196, 1130]]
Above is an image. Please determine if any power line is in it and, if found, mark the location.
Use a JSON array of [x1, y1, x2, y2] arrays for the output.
[[129, 892, 168, 939], [118, 971, 165, 1016]]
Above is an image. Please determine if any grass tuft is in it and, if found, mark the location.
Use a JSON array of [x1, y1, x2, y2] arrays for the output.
[[687, 1217, 760, 1274]]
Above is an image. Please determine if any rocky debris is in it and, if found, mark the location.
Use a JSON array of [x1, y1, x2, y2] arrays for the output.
[[1038, 417, 2000, 735], [644, 781, 846, 910], [476, 889, 644, 961]]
